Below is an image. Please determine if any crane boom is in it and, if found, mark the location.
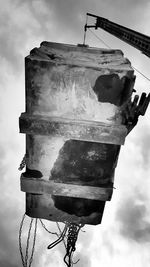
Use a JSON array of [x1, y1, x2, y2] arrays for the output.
[[86, 13, 150, 57]]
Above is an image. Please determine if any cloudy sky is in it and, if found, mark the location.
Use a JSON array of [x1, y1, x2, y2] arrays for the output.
[[0, 0, 150, 266]]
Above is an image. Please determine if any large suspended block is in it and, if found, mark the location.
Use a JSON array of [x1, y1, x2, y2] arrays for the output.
[[19, 41, 136, 225]]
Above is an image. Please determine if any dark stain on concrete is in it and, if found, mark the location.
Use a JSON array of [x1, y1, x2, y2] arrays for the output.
[[23, 167, 43, 178], [93, 74, 132, 106], [52, 195, 105, 218], [50, 140, 119, 187]]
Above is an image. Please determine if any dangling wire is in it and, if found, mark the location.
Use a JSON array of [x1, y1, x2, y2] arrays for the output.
[[47, 223, 68, 249], [56, 222, 67, 249], [19, 214, 37, 267], [39, 219, 59, 237]]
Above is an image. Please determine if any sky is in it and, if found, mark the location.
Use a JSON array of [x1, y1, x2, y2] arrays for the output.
[[0, 0, 150, 266]]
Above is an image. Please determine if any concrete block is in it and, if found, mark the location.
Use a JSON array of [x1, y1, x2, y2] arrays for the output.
[[20, 42, 135, 225]]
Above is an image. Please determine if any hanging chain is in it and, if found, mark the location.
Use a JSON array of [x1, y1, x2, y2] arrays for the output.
[[19, 213, 37, 267], [64, 223, 84, 267], [18, 154, 26, 171]]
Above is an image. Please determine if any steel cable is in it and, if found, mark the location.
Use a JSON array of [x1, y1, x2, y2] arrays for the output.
[[87, 28, 150, 82], [19, 214, 38, 267]]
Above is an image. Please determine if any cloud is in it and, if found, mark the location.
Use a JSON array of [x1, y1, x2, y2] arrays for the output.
[[0, 0, 47, 71], [0, 0, 150, 267], [116, 195, 150, 243], [113, 127, 150, 247], [0, 188, 23, 267], [132, 123, 150, 169], [0, 261, 17, 267], [73, 251, 91, 267], [101, 230, 115, 256]]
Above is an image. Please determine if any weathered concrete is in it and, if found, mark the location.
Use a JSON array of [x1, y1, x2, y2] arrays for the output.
[[25, 193, 105, 225], [20, 42, 135, 225], [25, 42, 135, 123]]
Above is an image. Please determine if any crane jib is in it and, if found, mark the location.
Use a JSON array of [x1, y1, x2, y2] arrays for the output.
[[86, 13, 150, 57]]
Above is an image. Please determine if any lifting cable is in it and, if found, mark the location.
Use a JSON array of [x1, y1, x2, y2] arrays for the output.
[[88, 28, 111, 49], [83, 14, 88, 45], [132, 66, 150, 82], [85, 28, 150, 83]]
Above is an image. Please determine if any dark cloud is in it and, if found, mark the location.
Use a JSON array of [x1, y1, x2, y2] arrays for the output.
[[116, 197, 150, 243], [0, 207, 22, 266], [0, 261, 17, 267]]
